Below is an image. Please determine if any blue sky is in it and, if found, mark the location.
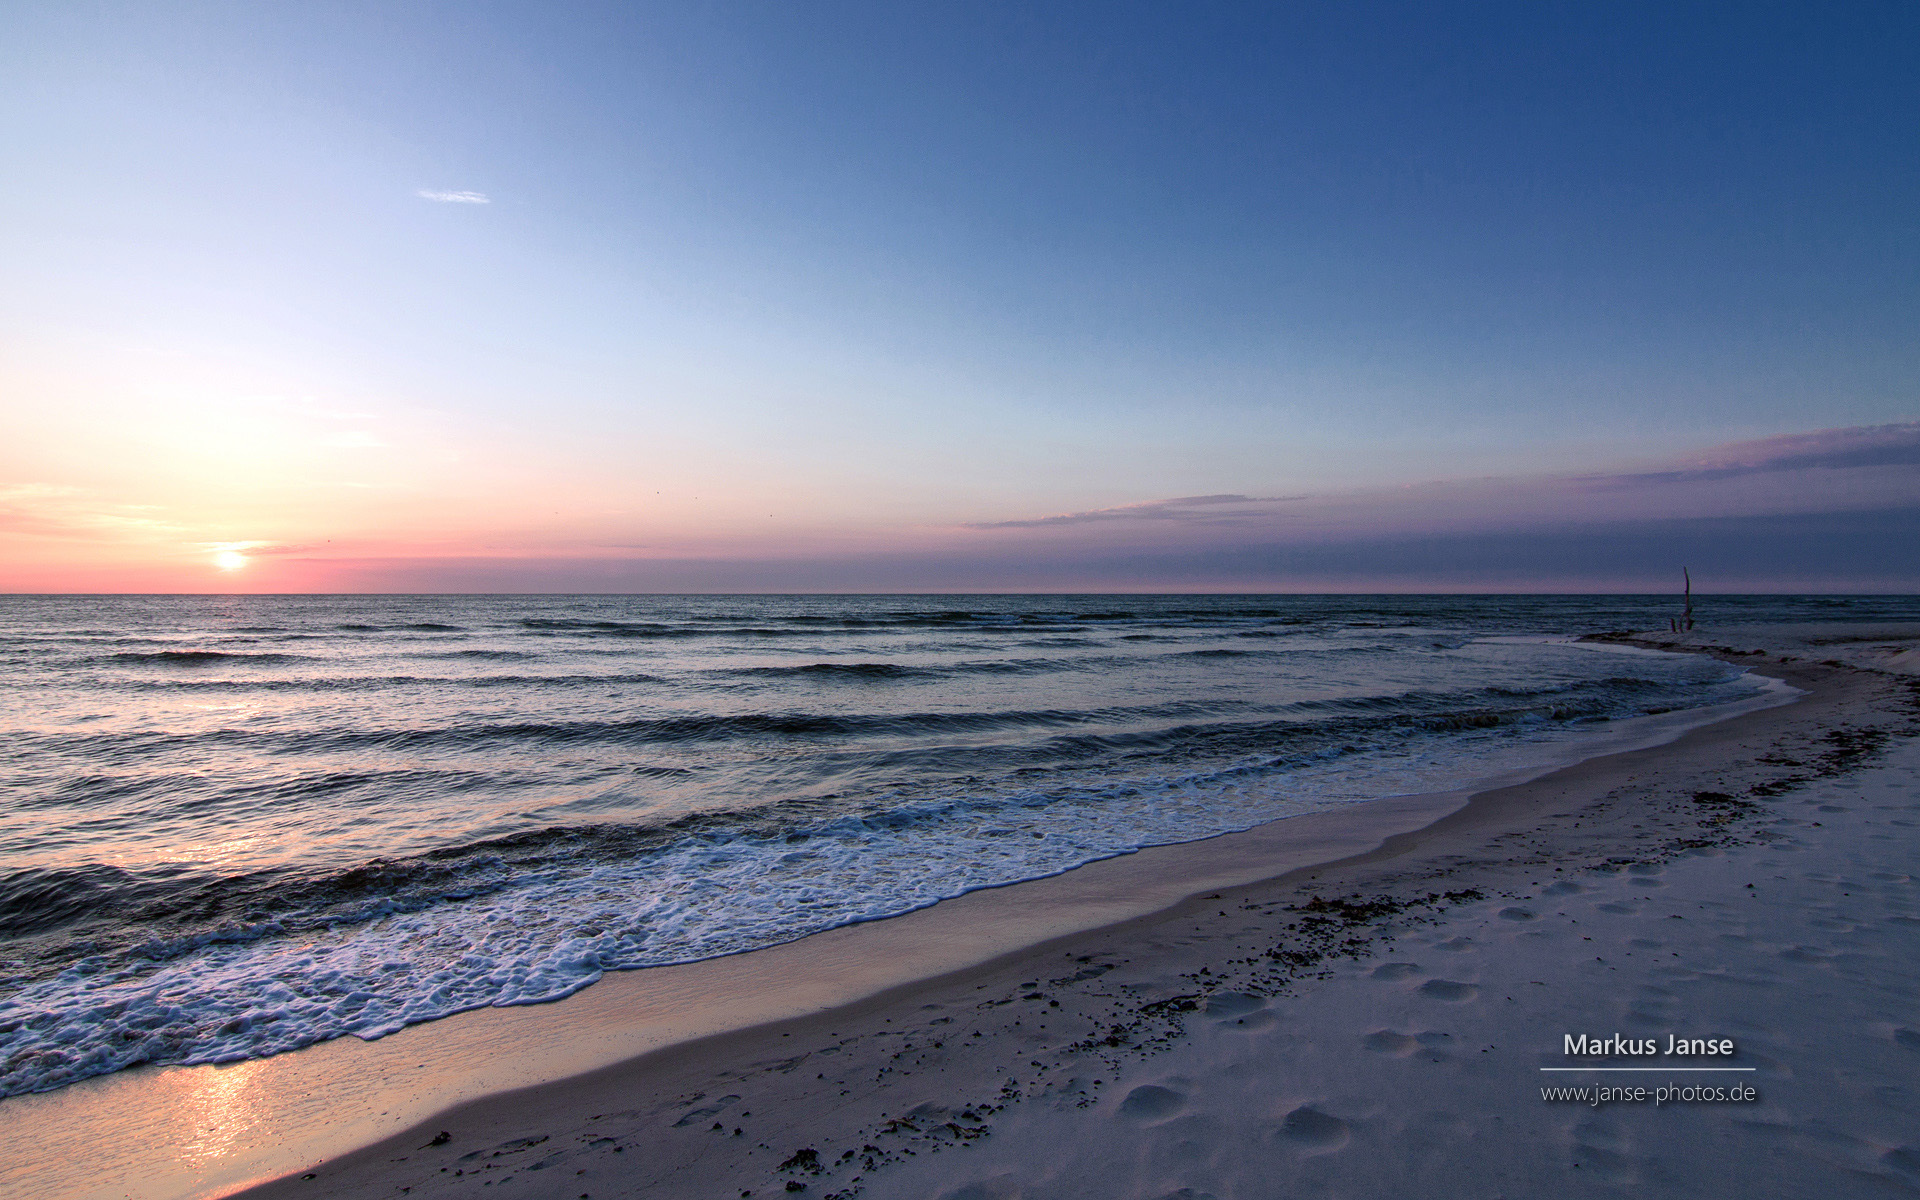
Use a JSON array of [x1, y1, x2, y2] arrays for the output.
[[2, 1, 1916, 590]]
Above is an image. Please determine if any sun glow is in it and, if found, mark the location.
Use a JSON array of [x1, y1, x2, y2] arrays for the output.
[[213, 550, 248, 571]]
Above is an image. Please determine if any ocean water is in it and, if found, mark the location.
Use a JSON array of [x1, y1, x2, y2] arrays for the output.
[[2, 592, 1913, 1098]]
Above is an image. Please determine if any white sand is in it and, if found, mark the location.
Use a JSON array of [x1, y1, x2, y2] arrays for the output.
[[866, 735, 1920, 1199]]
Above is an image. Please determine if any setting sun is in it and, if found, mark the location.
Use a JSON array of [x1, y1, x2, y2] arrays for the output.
[[213, 551, 248, 571]]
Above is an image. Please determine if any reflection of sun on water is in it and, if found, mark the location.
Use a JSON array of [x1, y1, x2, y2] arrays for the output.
[[214, 550, 248, 570], [173, 1059, 265, 1168]]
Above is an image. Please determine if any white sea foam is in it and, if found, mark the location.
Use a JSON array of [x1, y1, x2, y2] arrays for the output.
[[0, 666, 1778, 1096]]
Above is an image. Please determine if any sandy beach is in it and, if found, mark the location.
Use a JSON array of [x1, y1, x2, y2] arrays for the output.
[[12, 3, 1918, 1194], [10, 629, 1919, 1200]]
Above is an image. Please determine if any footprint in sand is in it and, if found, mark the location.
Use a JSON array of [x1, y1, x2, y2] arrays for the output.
[[1276, 1105, 1351, 1152], [1204, 992, 1274, 1030], [1498, 907, 1535, 921], [1415, 1031, 1456, 1061], [1363, 1030, 1418, 1056], [1781, 945, 1835, 962], [1371, 962, 1423, 981], [1204, 992, 1266, 1019], [937, 1175, 1021, 1200], [1118, 1085, 1187, 1122], [669, 1094, 741, 1127], [1570, 1118, 1638, 1185], [1544, 881, 1584, 895], [1418, 979, 1478, 1002]]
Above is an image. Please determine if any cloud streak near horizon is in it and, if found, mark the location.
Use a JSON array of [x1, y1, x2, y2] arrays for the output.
[[1577, 422, 1920, 488], [965, 493, 1309, 530], [416, 189, 490, 203], [957, 423, 1920, 548]]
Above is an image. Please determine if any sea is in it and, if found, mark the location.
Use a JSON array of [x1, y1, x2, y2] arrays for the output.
[[3, 592, 1916, 1099]]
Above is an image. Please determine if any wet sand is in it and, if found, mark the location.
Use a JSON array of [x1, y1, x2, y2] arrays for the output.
[[10, 636, 1918, 1200]]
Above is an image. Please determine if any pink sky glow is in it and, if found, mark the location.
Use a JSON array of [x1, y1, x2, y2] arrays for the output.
[[4, 423, 1915, 594]]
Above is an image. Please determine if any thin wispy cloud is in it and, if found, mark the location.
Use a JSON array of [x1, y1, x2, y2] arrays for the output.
[[967, 494, 1307, 530], [0, 483, 185, 541], [196, 541, 322, 558], [962, 423, 1920, 547], [416, 189, 491, 204], [1579, 422, 1920, 490]]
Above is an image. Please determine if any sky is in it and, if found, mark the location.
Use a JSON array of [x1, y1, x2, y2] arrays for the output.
[[2, 0, 1916, 592]]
